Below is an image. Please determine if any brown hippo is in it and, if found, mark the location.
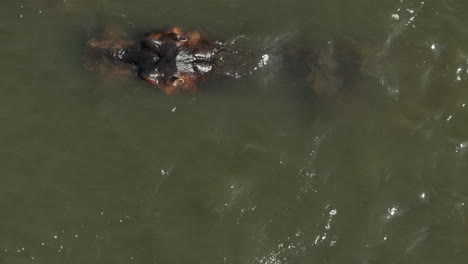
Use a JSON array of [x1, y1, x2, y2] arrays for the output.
[[85, 27, 267, 94]]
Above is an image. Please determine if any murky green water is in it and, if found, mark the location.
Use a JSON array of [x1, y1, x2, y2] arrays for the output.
[[1, 0, 468, 263]]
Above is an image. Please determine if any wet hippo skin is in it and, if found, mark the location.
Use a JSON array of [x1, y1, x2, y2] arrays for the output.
[[85, 27, 226, 94]]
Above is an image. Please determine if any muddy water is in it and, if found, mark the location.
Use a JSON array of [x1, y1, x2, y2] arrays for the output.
[[1, 0, 467, 263]]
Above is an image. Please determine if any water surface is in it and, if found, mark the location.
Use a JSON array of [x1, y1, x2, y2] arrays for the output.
[[1, 0, 468, 263]]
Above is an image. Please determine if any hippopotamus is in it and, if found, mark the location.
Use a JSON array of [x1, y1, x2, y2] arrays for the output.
[[85, 27, 263, 94], [84, 27, 364, 96]]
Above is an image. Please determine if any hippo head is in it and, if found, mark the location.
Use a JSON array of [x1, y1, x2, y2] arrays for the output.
[[120, 28, 222, 94]]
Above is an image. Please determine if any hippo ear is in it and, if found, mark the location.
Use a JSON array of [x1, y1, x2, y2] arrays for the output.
[[166, 27, 188, 43], [169, 76, 185, 86]]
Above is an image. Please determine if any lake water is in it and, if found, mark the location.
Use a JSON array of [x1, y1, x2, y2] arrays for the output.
[[1, 0, 468, 263]]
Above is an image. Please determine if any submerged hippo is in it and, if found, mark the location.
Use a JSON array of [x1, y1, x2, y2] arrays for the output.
[[85, 27, 363, 95], [85, 27, 264, 94]]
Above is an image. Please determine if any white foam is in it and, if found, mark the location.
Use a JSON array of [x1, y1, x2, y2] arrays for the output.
[[258, 54, 270, 68]]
